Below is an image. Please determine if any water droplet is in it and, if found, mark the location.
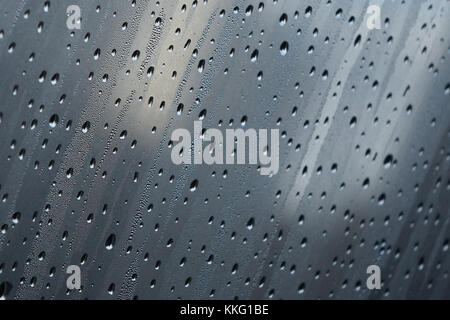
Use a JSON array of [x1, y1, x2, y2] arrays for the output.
[[279, 13, 287, 26], [82, 121, 90, 133], [105, 234, 116, 250], [384, 154, 393, 169], [280, 41, 289, 56], [198, 59, 205, 73], [12, 212, 21, 224], [132, 50, 140, 61], [250, 49, 258, 62], [190, 179, 198, 192], [49, 114, 59, 128], [246, 217, 254, 230]]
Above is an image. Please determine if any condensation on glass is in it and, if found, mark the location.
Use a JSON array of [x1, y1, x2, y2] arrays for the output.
[[0, 0, 449, 300]]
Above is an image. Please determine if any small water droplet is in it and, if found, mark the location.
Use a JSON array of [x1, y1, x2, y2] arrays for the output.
[[49, 114, 59, 128], [279, 13, 287, 26], [132, 50, 140, 61], [280, 41, 289, 56], [105, 234, 116, 250], [82, 121, 90, 133], [190, 179, 198, 192]]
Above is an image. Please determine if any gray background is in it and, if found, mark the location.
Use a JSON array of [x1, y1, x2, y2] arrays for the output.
[[0, 0, 449, 299]]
